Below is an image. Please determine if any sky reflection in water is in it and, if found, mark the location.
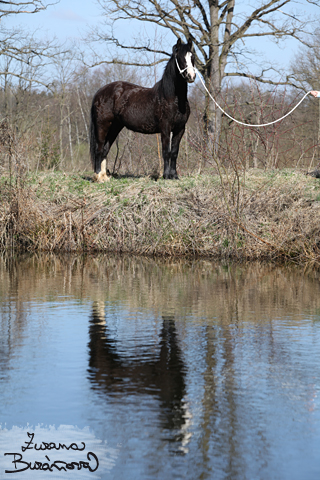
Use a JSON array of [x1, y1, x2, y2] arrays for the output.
[[0, 255, 320, 479]]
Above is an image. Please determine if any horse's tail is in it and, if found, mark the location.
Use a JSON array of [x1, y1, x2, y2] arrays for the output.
[[89, 101, 99, 172]]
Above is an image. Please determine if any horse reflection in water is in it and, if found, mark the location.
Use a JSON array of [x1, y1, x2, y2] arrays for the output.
[[87, 302, 191, 452]]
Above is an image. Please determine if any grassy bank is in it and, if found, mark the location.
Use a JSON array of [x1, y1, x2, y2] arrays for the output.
[[1, 169, 320, 263]]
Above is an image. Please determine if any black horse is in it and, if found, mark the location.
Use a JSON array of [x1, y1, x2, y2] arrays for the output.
[[90, 38, 196, 181]]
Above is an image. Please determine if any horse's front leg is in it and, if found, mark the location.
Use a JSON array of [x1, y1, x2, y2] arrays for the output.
[[169, 128, 185, 180], [161, 131, 171, 179]]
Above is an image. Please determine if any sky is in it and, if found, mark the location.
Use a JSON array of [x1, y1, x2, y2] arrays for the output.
[[6, 0, 97, 42], [3, 0, 320, 84]]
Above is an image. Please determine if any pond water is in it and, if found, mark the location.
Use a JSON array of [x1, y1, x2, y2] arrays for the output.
[[1, 255, 320, 479]]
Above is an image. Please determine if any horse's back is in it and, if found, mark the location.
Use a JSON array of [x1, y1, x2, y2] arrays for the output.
[[93, 81, 160, 134], [93, 81, 152, 107]]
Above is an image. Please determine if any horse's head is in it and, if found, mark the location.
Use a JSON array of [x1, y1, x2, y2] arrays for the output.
[[173, 38, 196, 83]]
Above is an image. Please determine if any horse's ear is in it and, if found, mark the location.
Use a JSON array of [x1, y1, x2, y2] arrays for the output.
[[173, 38, 181, 54], [187, 38, 192, 49]]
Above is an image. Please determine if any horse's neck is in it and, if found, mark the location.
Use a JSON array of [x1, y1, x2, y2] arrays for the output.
[[160, 58, 188, 101]]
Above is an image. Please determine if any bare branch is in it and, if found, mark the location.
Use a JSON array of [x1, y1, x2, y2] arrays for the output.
[[86, 0, 320, 146], [0, 0, 58, 18], [225, 70, 302, 89]]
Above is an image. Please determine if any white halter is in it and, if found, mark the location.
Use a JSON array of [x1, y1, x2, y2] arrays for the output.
[[175, 55, 195, 78], [175, 56, 188, 75]]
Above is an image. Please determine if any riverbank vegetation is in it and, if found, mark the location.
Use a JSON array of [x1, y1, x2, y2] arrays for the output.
[[1, 169, 320, 264], [2, 2, 320, 264], [2, 51, 320, 264]]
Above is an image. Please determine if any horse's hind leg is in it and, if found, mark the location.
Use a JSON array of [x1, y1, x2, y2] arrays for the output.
[[92, 121, 112, 183], [95, 155, 110, 183], [94, 121, 123, 183]]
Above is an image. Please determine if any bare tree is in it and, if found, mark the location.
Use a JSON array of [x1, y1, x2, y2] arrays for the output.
[[289, 30, 320, 169], [0, 0, 57, 18], [0, 28, 63, 90], [0, 0, 63, 173], [89, 0, 320, 152], [0, 0, 61, 90], [291, 29, 320, 91]]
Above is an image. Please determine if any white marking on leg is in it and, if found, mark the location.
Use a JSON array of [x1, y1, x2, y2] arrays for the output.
[[95, 158, 110, 182], [101, 158, 107, 174]]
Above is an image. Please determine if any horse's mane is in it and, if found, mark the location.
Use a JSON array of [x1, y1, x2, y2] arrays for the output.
[[156, 54, 187, 100]]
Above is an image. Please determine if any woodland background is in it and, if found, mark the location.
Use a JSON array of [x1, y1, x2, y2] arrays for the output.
[[2, 1, 320, 261], [2, 0, 320, 179]]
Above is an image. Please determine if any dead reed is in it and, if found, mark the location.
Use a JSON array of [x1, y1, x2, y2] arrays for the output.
[[1, 169, 320, 264]]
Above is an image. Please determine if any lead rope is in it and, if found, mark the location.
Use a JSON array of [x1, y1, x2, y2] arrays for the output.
[[193, 66, 313, 128]]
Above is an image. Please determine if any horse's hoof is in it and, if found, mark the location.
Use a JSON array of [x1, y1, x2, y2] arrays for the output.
[[163, 173, 179, 180], [94, 172, 111, 183]]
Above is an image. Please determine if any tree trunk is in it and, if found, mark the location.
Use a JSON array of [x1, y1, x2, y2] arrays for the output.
[[67, 104, 73, 164], [203, 0, 235, 156], [205, 90, 223, 157], [204, 1, 227, 156]]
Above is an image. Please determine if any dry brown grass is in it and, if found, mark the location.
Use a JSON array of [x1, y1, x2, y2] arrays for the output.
[[1, 169, 320, 264]]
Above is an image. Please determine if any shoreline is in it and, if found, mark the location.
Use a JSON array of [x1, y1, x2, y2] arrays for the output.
[[1, 169, 320, 265]]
